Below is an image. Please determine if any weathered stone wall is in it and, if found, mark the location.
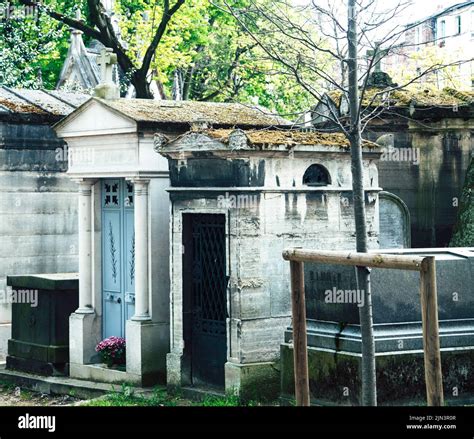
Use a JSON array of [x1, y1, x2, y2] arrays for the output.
[[167, 148, 381, 396], [228, 189, 379, 365], [368, 118, 473, 247], [0, 123, 78, 331], [281, 345, 474, 406]]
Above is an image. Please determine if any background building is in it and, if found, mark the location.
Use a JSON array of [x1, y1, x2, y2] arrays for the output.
[[383, 1, 474, 89]]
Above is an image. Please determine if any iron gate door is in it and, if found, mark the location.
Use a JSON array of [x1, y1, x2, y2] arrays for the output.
[[102, 179, 135, 339], [190, 214, 227, 387]]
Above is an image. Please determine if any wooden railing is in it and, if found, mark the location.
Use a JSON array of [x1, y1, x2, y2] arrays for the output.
[[282, 248, 444, 407]]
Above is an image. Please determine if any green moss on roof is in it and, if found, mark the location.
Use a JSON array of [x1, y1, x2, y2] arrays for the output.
[[0, 98, 45, 114], [327, 86, 473, 109], [99, 98, 291, 127], [327, 90, 343, 107], [203, 128, 378, 148]]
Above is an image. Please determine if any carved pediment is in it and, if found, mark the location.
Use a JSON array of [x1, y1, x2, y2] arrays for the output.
[[158, 132, 226, 154]]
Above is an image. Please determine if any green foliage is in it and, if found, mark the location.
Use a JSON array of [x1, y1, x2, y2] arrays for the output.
[[0, 0, 317, 115], [84, 384, 178, 407], [82, 384, 265, 406], [114, 0, 313, 113], [387, 44, 472, 91], [0, 380, 16, 392], [0, 1, 77, 88], [450, 156, 474, 247], [199, 393, 245, 406]]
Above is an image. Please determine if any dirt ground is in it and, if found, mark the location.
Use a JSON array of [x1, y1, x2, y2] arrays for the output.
[[0, 384, 80, 407]]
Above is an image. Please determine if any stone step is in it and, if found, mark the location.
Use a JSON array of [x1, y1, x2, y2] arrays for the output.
[[0, 365, 128, 400]]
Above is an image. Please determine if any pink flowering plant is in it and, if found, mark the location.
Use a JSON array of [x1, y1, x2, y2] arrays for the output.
[[95, 336, 126, 367]]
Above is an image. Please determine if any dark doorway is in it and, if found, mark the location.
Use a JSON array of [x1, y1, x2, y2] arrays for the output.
[[182, 214, 227, 388]]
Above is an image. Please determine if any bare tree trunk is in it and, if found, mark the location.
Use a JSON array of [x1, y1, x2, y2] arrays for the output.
[[347, 0, 377, 406]]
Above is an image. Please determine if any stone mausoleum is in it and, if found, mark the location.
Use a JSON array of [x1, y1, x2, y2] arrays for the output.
[[158, 129, 382, 398], [53, 94, 290, 386]]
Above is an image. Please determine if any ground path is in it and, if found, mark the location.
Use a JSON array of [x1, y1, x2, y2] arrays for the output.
[[0, 383, 78, 406]]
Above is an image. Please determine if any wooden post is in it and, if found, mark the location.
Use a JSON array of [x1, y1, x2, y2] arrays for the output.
[[290, 260, 310, 406], [283, 248, 445, 407], [419, 257, 444, 406]]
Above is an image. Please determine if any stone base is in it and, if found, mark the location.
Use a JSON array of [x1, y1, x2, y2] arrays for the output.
[[69, 312, 101, 366], [280, 343, 474, 406], [167, 353, 280, 402], [93, 83, 119, 100], [225, 361, 280, 401], [125, 319, 168, 386], [69, 363, 132, 385], [166, 352, 187, 388], [6, 355, 68, 377], [0, 364, 115, 400], [8, 338, 68, 364], [69, 316, 168, 387], [0, 323, 11, 360]]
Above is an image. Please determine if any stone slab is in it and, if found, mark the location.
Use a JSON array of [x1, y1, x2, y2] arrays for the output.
[[0, 364, 115, 400], [7, 273, 79, 291], [280, 343, 474, 406]]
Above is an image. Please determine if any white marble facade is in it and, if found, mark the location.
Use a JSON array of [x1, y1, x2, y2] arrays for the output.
[[55, 99, 171, 385]]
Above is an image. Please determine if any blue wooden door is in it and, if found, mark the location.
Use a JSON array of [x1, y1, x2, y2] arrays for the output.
[[102, 179, 135, 338]]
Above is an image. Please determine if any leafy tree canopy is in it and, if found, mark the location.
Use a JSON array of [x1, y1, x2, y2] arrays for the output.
[[0, 0, 319, 115]]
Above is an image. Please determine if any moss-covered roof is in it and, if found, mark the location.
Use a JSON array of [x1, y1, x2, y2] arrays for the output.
[[99, 98, 291, 127], [327, 87, 474, 110], [202, 128, 378, 148], [0, 87, 89, 121]]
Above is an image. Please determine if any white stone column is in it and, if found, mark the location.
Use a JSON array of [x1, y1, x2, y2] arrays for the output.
[[132, 179, 151, 320], [76, 179, 94, 314]]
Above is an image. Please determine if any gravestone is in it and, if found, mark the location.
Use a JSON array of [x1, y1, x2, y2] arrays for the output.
[[379, 191, 410, 248]]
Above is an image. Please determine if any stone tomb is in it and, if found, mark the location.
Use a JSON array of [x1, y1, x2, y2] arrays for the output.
[[53, 97, 290, 385], [6, 274, 78, 376], [158, 129, 382, 398]]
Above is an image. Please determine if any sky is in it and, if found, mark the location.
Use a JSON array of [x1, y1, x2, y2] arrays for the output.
[[395, 0, 464, 23], [292, 0, 466, 25]]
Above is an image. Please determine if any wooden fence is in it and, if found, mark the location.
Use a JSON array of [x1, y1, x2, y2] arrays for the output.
[[282, 248, 444, 407]]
